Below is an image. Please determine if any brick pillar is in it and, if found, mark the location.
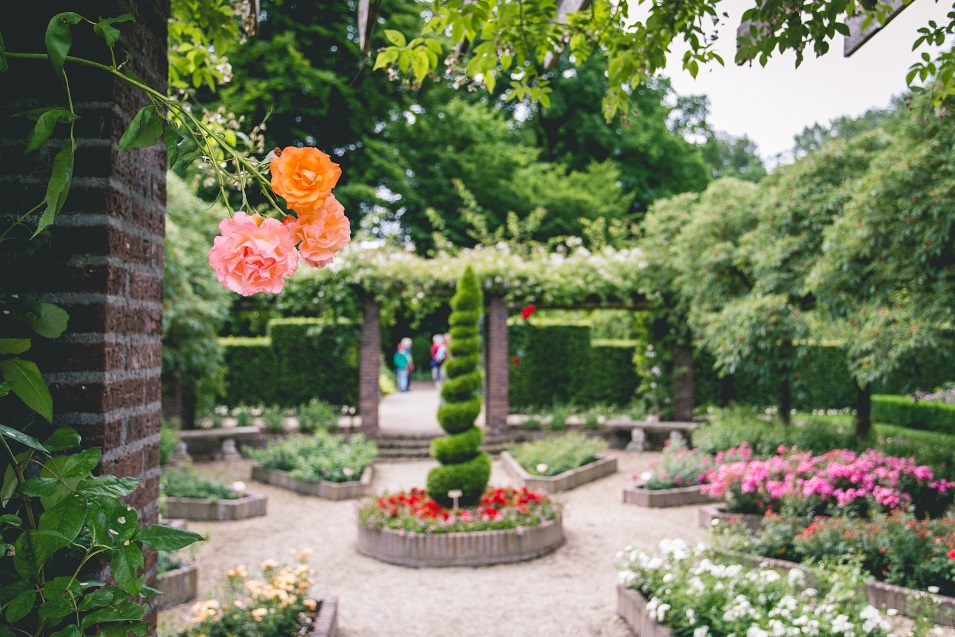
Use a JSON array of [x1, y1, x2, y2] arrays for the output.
[[359, 300, 380, 436], [0, 1, 169, 623], [671, 344, 695, 421], [484, 296, 509, 433]]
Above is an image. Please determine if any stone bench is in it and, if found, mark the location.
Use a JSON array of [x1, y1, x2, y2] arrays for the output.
[[175, 426, 262, 461], [603, 420, 700, 451]]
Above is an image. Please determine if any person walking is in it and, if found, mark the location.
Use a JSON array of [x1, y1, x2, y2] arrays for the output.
[[430, 334, 447, 387], [393, 337, 414, 392]]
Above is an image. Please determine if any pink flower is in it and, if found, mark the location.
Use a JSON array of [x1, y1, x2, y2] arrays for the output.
[[290, 195, 351, 268], [208, 211, 299, 295]]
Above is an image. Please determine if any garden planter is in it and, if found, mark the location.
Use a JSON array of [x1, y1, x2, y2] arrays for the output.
[[308, 597, 339, 637], [163, 492, 268, 521], [251, 464, 373, 500], [623, 482, 714, 508], [356, 517, 565, 567], [156, 564, 198, 610], [697, 504, 765, 534], [499, 451, 616, 493], [617, 584, 673, 637]]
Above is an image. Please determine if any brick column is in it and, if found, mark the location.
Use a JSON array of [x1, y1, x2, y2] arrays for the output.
[[0, 1, 169, 623], [359, 300, 380, 436], [671, 344, 695, 421], [484, 295, 509, 433]]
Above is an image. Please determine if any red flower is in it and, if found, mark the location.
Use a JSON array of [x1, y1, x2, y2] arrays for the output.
[[512, 357, 521, 365], [520, 304, 536, 320], [948, 549, 955, 560]]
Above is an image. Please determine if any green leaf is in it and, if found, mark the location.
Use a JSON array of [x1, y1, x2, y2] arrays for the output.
[[0, 339, 30, 355], [13, 530, 70, 578], [45, 12, 85, 76], [76, 475, 139, 498], [77, 589, 113, 611], [0, 359, 52, 421], [24, 109, 78, 155], [38, 495, 87, 544], [19, 477, 61, 498], [0, 31, 7, 73], [373, 48, 399, 71], [80, 599, 147, 627], [29, 302, 69, 339], [87, 498, 137, 545], [5, 589, 35, 623], [0, 514, 21, 527], [118, 105, 164, 151], [33, 141, 75, 239], [46, 448, 101, 480], [43, 427, 81, 452], [50, 627, 82, 637], [164, 121, 182, 166], [1, 461, 18, 507], [110, 543, 144, 594], [0, 424, 48, 453], [138, 585, 162, 598], [38, 577, 81, 621], [0, 381, 11, 398], [136, 524, 203, 551], [384, 29, 407, 47], [93, 13, 134, 49]]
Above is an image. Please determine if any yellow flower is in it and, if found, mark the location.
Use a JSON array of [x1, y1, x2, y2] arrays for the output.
[[252, 607, 268, 621], [303, 598, 318, 612]]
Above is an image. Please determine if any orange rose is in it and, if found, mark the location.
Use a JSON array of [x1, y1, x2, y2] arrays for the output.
[[270, 146, 342, 213], [290, 195, 351, 268]]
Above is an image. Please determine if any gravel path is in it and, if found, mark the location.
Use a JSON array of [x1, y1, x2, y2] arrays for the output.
[[158, 451, 708, 637]]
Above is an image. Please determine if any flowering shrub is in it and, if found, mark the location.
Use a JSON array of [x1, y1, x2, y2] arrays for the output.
[[701, 445, 955, 518], [180, 550, 319, 637], [618, 539, 893, 637], [641, 438, 713, 490], [248, 431, 377, 483], [507, 432, 607, 476], [358, 486, 561, 534]]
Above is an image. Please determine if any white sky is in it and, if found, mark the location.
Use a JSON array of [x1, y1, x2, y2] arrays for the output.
[[662, 0, 953, 161]]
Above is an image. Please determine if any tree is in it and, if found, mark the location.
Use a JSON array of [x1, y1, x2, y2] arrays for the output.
[[374, 1, 955, 120], [807, 92, 955, 436], [791, 104, 898, 159], [427, 266, 491, 507]]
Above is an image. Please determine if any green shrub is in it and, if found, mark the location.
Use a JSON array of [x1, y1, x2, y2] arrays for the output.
[[547, 404, 571, 431], [508, 432, 607, 476], [160, 419, 180, 466], [235, 407, 254, 428], [872, 394, 955, 435], [248, 431, 378, 483], [296, 400, 339, 433], [509, 321, 592, 408], [692, 407, 857, 457], [428, 266, 489, 507], [644, 438, 713, 489], [583, 340, 639, 406], [161, 468, 238, 501], [268, 318, 360, 408], [158, 550, 182, 574], [523, 416, 542, 431], [220, 337, 278, 407], [260, 406, 286, 434], [874, 424, 955, 480]]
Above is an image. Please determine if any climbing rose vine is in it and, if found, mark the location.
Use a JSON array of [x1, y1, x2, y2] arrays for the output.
[[208, 146, 351, 295]]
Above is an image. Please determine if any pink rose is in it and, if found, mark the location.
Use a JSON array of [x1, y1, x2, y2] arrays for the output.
[[290, 195, 351, 268], [208, 211, 299, 295]]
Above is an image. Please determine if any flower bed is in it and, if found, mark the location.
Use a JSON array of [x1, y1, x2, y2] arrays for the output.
[[252, 464, 373, 500], [357, 486, 564, 566], [500, 450, 616, 493], [157, 551, 198, 610], [698, 504, 766, 534], [162, 470, 269, 520], [624, 438, 717, 507], [175, 551, 337, 637], [618, 539, 895, 637], [625, 482, 714, 508], [701, 443, 955, 518]]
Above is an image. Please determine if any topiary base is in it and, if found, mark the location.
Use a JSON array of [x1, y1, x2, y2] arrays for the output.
[[356, 517, 564, 568], [426, 452, 491, 507]]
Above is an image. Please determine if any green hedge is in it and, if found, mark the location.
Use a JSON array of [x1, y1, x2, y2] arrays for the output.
[[220, 319, 359, 409], [872, 395, 955, 435], [221, 337, 278, 407], [509, 321, 592, 408], [585, 340, 639, 406]]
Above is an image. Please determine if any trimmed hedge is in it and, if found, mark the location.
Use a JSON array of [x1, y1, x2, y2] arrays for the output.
[[220, 319, 359, 409], [221, 337, 278, 407], [872, 395, 955, 435], [509, 321, 592, 408], [585, 339, 639, 406]]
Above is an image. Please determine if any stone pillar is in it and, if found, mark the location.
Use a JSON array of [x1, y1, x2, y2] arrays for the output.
[[671, 344, 695, 421], [0, 1, 169, 625], [484, 295, 509, 433], [359, 300, 380, 436]]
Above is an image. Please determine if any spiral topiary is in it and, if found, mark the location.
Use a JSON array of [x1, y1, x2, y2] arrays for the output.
[[427, 266, 490, 507]]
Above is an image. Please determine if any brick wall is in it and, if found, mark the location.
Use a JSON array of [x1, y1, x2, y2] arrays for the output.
[[671, 344, 695, 421], [359, 300, 381, 436], [0, 0, 169, 623], [484, 295, 509, 432]]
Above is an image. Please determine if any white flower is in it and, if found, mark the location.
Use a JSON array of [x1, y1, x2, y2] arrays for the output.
[[831, 614, 853, 634], [231, 481, 247, 492], [746, 626, 768, 637], [928, 586, 940, 594], [886, 608, 898, 616], [686, 608, 695, 623], [759, 569, 781, 583], [663, 573, 674, 583], [787, 569, 805, 586], [694, 628, 709, 637], [656, 603, 671, 622]]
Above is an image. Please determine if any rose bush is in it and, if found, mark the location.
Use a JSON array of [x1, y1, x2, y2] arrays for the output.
[[358, 486, 561, 534], [701, 445, 955, 518]]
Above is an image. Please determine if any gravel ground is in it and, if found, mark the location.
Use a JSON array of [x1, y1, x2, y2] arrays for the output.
[[158, 450, 708, 637]]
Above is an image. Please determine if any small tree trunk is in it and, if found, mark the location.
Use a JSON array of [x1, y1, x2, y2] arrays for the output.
[[181, 382, 198, 430], [779, 377, 792, 426], [855, 382, 872, 441], [720, 374, 736, 406]]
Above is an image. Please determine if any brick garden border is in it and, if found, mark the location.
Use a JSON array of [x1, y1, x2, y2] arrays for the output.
[[156, 564, 198, 610], [697, 504, 765, 534], [309, 597, 339, 637], [163, 492, 268, 521], [719, 550, 955, 627], [251, 465, 373, 500], [623, 483, 715, 508], [356, 517, 565, 567], [617, 584, 673, 637], [499, 451, 616, 493]]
